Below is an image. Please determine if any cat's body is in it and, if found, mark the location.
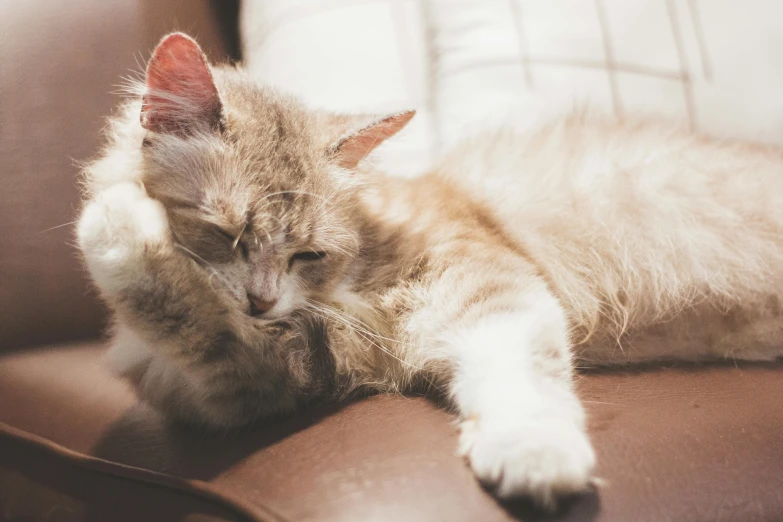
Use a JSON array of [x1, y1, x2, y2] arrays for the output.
[[77, 34, 783, 509], [439, 118, 783, 365]]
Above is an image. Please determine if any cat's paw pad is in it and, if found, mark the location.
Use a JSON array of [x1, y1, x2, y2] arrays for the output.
[[78, 182, 168, 289], [459, 417, 595, 510]]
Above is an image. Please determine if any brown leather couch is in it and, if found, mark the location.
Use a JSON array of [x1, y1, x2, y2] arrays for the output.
[[1, 2, 782, 521]]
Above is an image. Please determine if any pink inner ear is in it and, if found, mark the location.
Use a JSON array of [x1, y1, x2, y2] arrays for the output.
[[141, 33, 222, 134], [334, 111, 416, 169]]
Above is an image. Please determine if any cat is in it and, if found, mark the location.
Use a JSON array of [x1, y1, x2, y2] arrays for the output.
[[77, 33, 783, 509]]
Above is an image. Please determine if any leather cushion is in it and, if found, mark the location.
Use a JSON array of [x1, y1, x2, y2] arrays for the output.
[[0, 423, 259, 522], [1, 342, 781, 521]]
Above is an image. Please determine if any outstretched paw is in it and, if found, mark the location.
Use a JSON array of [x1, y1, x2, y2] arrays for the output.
[[459, 416, 595, 511], [78, 182, 169, 292]]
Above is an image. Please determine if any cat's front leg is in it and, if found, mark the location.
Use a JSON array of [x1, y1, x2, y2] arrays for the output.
[[78, 180, 238, 347], [445, 282, 594, 509], [78, 181, 170, 295], [78, 182, 244, 425], [78, 183, 326, 427]]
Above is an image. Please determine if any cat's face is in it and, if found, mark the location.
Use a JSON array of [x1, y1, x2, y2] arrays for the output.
[[138, 34, 412, 321], [145, 128, 360, 320]]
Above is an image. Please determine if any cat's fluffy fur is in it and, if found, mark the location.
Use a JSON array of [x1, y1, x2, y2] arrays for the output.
[[77, 34, 783, 509]]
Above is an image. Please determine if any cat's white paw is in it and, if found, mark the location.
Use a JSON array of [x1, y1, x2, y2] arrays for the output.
[[78, 182, 169, 292], [459, 416, 595, 510]]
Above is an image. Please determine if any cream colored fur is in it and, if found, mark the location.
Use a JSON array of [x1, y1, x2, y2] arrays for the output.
[[77, 35, 783, 511], [439, 116, 783, 364]]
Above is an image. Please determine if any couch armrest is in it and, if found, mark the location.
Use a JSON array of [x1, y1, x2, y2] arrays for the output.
[[0, 0, 238, 351]]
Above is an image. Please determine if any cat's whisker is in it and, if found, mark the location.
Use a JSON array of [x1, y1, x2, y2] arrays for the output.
[[304, 300, 422, 369], [232, 222, 247, 251], [321, 306, 403, 346], [318, 311, 417, 369], [35, 220, 78, 235], [304, 299, 425, 372], [305, 301, 372, 336], [305, 302, 375, 346]]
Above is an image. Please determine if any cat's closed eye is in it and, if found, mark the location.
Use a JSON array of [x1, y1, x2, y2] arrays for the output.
[[290, 250, 327, 266], [215, 227, 248, 259]]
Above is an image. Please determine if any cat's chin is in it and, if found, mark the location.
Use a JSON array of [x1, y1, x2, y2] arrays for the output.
[[255, 309, 288, 321], [264, 292, 306, 319], [248, 307, 300, 324]]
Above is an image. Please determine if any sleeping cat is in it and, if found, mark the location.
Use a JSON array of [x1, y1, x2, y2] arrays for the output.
[[77, 33, 783, 509]]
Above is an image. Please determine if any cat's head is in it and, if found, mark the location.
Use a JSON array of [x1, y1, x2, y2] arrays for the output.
[[137, 33, 413, 319]]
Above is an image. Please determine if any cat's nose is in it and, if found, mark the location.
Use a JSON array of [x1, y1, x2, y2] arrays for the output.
[[248, 293, 278, 316]]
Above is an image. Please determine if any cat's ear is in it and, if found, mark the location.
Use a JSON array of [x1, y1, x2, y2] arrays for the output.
[[140, 33, 223, 135], [330, 111, 415, 169]]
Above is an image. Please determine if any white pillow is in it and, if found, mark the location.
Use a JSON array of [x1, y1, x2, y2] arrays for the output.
[[242, 0, 783, 170], [241, 0, 434, 177], [430, 0, 783, 149]]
